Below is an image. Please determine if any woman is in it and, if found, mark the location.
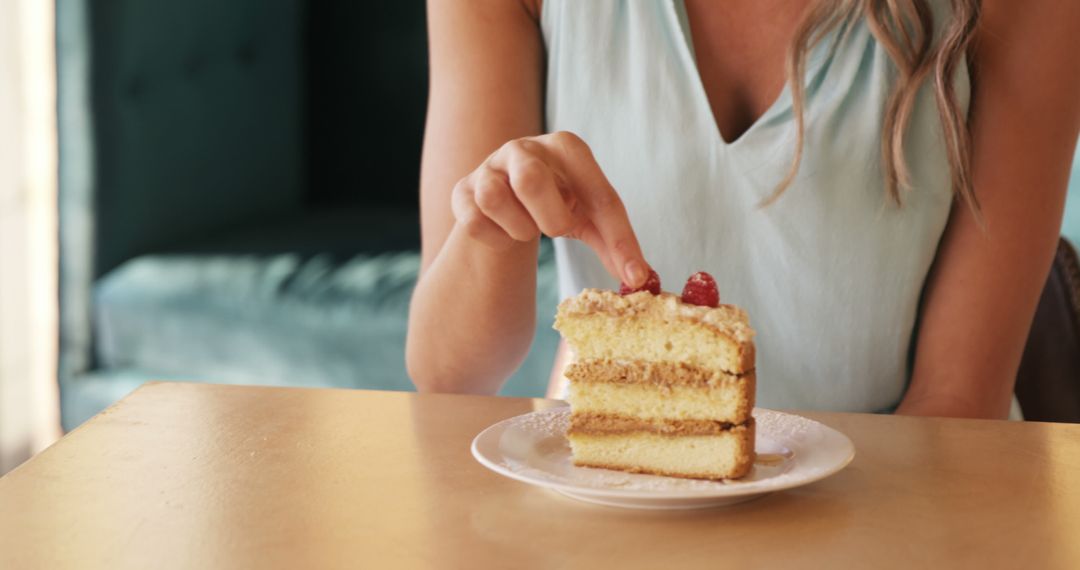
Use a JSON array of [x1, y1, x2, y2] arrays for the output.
[[406, 0, 1080, 419]]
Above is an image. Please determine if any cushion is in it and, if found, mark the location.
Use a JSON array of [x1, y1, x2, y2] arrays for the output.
[[82, 224, 561, 430], [1015, 238, 1080, 423]]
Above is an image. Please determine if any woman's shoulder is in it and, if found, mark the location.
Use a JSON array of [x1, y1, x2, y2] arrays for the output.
[[970, 0, 1079, 82], [974, 0, 1078, 52]]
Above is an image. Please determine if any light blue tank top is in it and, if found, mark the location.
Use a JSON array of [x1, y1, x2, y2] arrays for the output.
[[542, 0, 970, 412]]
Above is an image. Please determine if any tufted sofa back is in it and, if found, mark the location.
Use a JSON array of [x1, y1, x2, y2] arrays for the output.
[[57, 0, 433, 389], [59, 0, 305, 279]]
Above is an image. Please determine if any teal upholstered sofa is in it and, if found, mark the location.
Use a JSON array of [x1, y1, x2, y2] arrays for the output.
[[56, 0, 560, 430]]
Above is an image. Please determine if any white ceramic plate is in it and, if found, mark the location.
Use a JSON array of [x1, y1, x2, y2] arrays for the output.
[[471, 406, 855, 509]]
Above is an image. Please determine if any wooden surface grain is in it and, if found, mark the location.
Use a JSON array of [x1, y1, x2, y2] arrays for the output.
[[1, 382, 1078, 569]]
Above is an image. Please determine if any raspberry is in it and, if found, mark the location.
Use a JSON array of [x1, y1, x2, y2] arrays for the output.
[[681, 271, 719, 307], [619, 268, 661, 296]]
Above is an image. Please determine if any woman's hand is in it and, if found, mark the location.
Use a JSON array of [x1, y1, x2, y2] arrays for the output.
[[451, 131, 650, 288]]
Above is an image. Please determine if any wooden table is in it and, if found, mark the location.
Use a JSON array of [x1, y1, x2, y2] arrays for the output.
[[2, 382, 1078, 569]]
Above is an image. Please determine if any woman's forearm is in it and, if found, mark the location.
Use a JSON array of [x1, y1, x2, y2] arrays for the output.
[[406, 225, 540, 394], [896, 383, 1012, 419], [409, 0, 551, 393], [407, 129, 650, 394]]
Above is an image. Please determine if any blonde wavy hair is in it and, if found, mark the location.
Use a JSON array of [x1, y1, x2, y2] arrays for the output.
[[769, 0, 981, 213]]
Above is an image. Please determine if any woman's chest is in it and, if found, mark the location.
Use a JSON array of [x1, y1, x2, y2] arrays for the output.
[[543, 0, 960, 251], [682, 0, 808, 144]]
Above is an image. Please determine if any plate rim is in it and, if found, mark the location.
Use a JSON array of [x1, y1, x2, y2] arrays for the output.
[[471, 407, 855, 500]]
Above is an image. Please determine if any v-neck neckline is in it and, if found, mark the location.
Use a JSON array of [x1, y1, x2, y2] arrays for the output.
[[668, 0, 834, 151]]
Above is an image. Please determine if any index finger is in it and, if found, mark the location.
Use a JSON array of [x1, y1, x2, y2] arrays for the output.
[[546, 131, 650, 288]]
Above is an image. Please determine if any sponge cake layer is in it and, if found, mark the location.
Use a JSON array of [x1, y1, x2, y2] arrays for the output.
[[568, 425, 755, 480], [555, 290, 754, 374]]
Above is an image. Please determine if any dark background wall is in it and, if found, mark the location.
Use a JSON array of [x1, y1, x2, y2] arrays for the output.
[[306, 1, 428, 209]]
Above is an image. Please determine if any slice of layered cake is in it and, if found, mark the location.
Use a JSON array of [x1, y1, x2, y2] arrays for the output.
[[554, 271, 756, 480]]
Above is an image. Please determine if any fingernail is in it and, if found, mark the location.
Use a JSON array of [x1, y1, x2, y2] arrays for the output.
[[625, 260, 646, 287]]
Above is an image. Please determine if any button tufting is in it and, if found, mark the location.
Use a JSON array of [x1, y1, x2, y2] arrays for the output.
[[235, 43, 257, 66], [125, 75, 145, 100], [183, 55, 205, 78]]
